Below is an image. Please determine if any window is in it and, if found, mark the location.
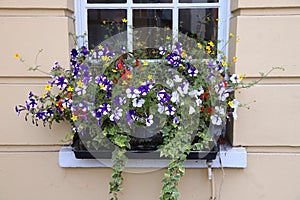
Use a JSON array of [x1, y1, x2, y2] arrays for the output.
[[75, 0, 230, 57]]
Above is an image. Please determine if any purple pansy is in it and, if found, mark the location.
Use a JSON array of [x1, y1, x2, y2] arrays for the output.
[[80, 46, 89, 56], [188, 67, 198, 77], [55, 76, 68, 90], [138, 84, 150, 96], [166, 52, 181, 67], [157, 90, 170, 103], [165, 104, 176, 115], [26, 98, 37, 110], [126, 110, 136, 123]]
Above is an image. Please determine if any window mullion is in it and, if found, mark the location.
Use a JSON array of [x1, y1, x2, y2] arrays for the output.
[[173, 0, 179, 44], [128, 0, 133, 52]]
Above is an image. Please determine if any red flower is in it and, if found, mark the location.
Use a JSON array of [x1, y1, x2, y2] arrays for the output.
[[207, 107, 213, 115], [67, 92, 72, 99], [117, 58, 123, 70]]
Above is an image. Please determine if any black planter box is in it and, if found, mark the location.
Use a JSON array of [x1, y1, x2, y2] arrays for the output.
[[72, 133, 219, 161], [73, 148, 218, 160]]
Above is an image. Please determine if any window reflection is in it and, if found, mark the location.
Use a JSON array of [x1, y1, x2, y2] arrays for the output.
[[179, 0, 218, 3], [88, 9, 127, 48], [87, 0, 127, 3], [179, 8, 218, 42], [133, 0, 172, 3]]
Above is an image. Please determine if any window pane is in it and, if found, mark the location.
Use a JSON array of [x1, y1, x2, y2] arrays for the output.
[[88, 9, 127, 48], [133, 9, 172, 28], [133, 0, 172, 3], [179, 0, 218, 3], [133, 9, 172, 58], [179, 8, 218, 42], [87, 0, 126, 3]]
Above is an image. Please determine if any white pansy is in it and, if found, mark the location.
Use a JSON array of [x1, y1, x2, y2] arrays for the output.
[[132, 98, 145, 107], [171, 91, 179, 103], [166, 79, 174, 87], [196, 98, 202, 106], [145, 115, 154, 127], [157, 103, 164, 114], [174, 75, 182, 82], [215, 106, 226, 116], [211, 114, 222, 125]]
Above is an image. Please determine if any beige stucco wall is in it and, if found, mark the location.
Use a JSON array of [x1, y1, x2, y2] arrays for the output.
[[0, 1, 300, 200]]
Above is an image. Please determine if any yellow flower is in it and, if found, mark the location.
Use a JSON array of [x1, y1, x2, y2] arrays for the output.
[[228, 101, 234, 108], [122, 80, 127, 85], [100, 83, 105, 90], [102, 20, 107, 25], [205, 45, 211, 53], [180, 64, 185, 69], [233, 56, 237, 63], [112, 69, 117, 73], [208, 41, 215, 47], [137, 42, 143, 47], [229, 33, 234, 37], [77, 80, 84, 88], [67, 86, 73, 92], [71, 114, 78, 121], [238, 74, 243, 81], [14, 53, 20, 59], [101, 55, 110, 61], [222, 60, 227, 66], [127, 74, 132, 79], [42, 93, 47, 99], [236, 39, 241, 43], [122, 18, 128, 23], [197, 43, 202, 49], [216, 18, 219, 22], [45, 84, 52, 91], [181, 50, 186, 58], [143, 60, 148, 66], [166, 35, 171, 40], [148, 74, 152, 80], [98, 45, 103, 50]]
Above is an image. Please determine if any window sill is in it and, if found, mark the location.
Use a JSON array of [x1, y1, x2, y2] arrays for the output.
[[59, 145, 247, 168]]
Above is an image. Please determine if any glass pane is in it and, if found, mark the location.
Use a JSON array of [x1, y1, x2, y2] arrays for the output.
[[87, 0, 126, 3], [133, 9, 172, 29], [88, 9, 127, 48], [133, 9, 172, 58], [179, 0, 218, 3], [179, 8, 218, 43], [133, 0, 172, 3]]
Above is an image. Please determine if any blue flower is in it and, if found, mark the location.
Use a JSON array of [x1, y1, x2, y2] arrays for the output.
[[157, 90, 170, 103], [165, 104, 176, 115], [70, 48, 78, 58], [138, 84, 150, 96], [80, 46, 89, 56], [159, 46, 166, 55], [126, 110, 136, 123], [36, 110, 46, 121], [55, 76, 68, 90], [166, 52, 181, 67], [188, 67, 198, 77], [26, 98, 37, 110]]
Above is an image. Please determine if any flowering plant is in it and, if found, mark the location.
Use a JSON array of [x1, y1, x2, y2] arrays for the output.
[[15, 25, 280, 200]]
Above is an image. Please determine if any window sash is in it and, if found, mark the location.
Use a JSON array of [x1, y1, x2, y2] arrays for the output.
[[75, 0, 230, 58]]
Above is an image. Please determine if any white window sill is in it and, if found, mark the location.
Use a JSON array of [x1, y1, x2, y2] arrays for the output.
[[59, 145, 247, 168]]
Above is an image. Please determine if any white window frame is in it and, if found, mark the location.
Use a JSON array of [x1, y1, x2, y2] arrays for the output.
[[60, 0, 247, 168], [74, 0, 230, 57]]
